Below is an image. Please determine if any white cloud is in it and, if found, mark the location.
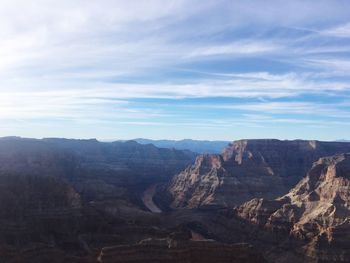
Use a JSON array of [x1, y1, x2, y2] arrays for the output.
[[0, 0, 347, 80], [303, 58, 350, 73], [0, 90, 167, 120], [0, 0, 349, 140], [210, 101, 350, 119], [187, 41, 280, 57], [322, 22, 350, 38]]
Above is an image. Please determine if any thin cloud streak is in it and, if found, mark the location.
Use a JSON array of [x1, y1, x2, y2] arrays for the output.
[[0, 0, 349, 140]]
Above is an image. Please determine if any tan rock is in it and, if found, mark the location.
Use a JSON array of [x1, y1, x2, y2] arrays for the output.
[[237, 153, 350, 262], [167, 140, 350, 208]]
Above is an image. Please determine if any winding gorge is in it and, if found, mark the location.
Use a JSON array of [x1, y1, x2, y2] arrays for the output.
[[0, 137, 349, 262]]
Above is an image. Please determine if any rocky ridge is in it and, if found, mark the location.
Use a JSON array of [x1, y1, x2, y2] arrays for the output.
[[0, 137, 197, 263], [1, 137, 349, 262], [236, 153, 350, 262], [165, 139, 350, 208]]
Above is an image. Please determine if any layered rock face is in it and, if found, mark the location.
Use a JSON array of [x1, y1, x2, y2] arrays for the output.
[[98, 238, 265, 263], [44, 138, 196, 187], [0, 137, 79, 178], [237, 153, 350, 262], [166, 140, 350, 208], [0, 175, 81, 220], [0, 137, 196, 201], [1, 137, 349, 262], [0, 137, 196, 262], [167, 155, 227, 208], [0, 174, 86, 259]]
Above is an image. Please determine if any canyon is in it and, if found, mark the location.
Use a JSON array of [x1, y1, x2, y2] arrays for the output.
[[236, 153, 350, 262], [0, 137, 349, 262], [164, 139, 350, 208]]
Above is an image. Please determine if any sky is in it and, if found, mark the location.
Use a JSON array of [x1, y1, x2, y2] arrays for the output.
[[0, 0, 350, 141]]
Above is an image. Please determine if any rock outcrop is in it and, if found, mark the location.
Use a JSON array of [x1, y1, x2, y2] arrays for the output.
[[98, 238, 265, 263], [0, 175, 81, 220], [0, 137, 196, 202], [166, 140, 350, 208], [237, 153, 350, 262], [0, 137, 197, 262], [1, 137, 349, 262]]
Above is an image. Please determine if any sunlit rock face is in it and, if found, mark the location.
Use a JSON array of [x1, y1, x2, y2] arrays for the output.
[[237, 153, 350, 262], [166, 140, 350, 208]]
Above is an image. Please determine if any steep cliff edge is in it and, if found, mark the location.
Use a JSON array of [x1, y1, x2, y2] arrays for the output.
[[237, 153, 350, 262], [165, 139, 350, 208], [0, 137, 196, 202], [0, 137, 197, 262]]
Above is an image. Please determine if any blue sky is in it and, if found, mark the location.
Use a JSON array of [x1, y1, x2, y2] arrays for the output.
[[0, 0, 350, 141]]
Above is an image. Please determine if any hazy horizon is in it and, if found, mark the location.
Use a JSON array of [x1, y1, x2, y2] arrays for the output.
[[1, 0, 350, 141], [0, 135, 348, 143]]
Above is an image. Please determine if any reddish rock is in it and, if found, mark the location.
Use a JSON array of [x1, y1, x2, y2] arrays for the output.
[[166, 140, 350, 208], [237, 153, 350, 262]]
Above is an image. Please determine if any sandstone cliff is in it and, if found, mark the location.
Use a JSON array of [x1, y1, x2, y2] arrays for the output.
[[166, 139, 350, 208], [237, 153, 350, 262]]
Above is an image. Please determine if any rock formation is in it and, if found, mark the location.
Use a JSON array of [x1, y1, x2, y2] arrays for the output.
[[166, 139, 350, 208], [1, 137, 349, 262], [0, 174, 81, 220], [236, 153, 350, 262], [98, 238, 265, 263], [0, 137, 196, 263], [0, 137, 196, 202]]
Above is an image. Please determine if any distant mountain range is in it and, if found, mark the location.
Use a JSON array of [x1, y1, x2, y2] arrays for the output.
[[131, 139, 230, 154]]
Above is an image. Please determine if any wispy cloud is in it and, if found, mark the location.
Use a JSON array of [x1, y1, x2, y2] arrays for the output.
[[303, 58, 350, 73], [322, 22, 350, 38], [0, 0, 349, 140], [208, 101, 350, 119], [187, 41, 280, 58]]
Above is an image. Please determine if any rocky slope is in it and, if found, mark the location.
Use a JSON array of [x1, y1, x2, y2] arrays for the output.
[[236, 153, 350, 262], [0, 137, 196, 262], [0, 137, 79, 178], [0, 137, 196, 201], [98, 238, 264, 263], [165, 139, 350, 208], [0, 175, 81, 220], [1, 137, 349, 262]]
